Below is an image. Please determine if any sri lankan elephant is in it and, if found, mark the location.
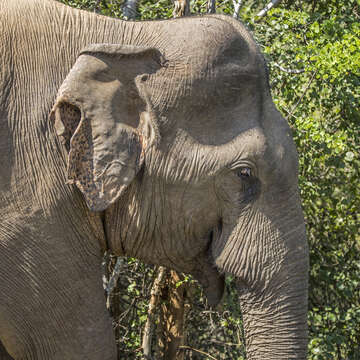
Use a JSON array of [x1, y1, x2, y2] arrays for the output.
[[0, 0, 309, 359]]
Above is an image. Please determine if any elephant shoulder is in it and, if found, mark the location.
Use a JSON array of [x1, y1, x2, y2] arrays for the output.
[[0, 9, 12, 116]]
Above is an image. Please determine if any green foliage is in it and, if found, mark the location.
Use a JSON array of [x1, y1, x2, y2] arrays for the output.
[[138, 0, 173, 20], [58, 0, 360, 358], [245, 3, 360, 358], [59, 0, 125, 18], [105, 257, 152, 358], [104, 259, 245, 359], [184, 275, 245, 360]]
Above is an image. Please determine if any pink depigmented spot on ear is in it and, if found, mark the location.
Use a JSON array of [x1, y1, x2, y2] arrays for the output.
[[51, 101, 81, 150]]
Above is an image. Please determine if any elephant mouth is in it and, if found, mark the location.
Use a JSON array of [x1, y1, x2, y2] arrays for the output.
[[191, 220, 225, 308], [212, 219, 223, 248]]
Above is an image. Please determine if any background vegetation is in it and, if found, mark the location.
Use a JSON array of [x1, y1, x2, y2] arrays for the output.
[[58, 0, 360, 358]]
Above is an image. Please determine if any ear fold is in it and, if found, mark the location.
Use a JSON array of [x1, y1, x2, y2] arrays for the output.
[[50, 45, 164, 211]]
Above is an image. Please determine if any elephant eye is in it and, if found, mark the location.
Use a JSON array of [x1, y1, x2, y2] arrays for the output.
[[237, 167, 251, 178]]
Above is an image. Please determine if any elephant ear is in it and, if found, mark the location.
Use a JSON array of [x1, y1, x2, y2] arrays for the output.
[[50, 45, 164, 211]]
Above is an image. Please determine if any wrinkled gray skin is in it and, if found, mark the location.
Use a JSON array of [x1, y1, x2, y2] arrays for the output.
[[0, 0, 308, 359]]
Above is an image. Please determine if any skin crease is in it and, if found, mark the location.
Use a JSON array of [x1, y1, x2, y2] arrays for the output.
[[0, 0, 308, 359]]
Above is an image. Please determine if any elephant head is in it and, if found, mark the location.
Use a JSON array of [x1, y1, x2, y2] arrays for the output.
[[51, 17, 308, 359]]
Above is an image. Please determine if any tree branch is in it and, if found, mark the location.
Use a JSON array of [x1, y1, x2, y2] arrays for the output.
[[122, 0, 139, 20], [256, 0, 282, 18], [207, 0, 216, 14], [93, 0, 102, 13], [142, 267, 168, 358], [172, 0, 190, 17], [273, 62, 305, 74], [232, 0, 243, 18], [179, 345, 219, 360], [286, 71, 317, 121], [106, 257, 124, 295]]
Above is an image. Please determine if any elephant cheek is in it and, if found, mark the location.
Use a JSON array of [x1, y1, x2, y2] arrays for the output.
[[212, 208, 286, 290]]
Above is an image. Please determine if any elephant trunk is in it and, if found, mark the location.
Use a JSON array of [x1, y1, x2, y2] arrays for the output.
[[237, 248, 308, 359], [236, 212, 308, 359], [213, 190, 308, 359]]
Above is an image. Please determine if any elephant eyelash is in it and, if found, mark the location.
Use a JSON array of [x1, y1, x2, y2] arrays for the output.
[[233, 167, 259, 199], [236, 167, 252, 179], [228, 160, 256, 179]]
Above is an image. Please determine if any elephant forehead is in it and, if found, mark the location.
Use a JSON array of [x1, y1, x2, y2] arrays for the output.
[[147, 19, 264, 128], [160, 17, 259, 74]]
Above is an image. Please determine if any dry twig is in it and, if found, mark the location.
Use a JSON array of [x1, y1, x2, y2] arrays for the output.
[[232, 0, 243, 19], [256, 0, 282, 18], [273, 62, 305, 74], [179, 345, 219, 360], [207, 0, 216, 14], [286, 71, 317, 120], [142, 267, 168, 358], [122, 0, 139, 19], [173, 0, 190, 17]]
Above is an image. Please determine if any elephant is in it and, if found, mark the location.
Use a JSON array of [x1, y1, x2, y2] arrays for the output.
[[0, 0, 309, 359]]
